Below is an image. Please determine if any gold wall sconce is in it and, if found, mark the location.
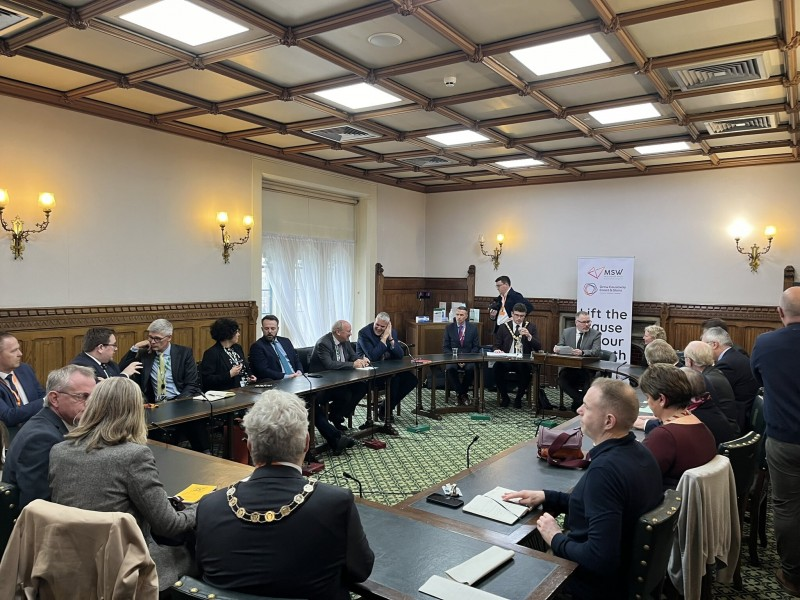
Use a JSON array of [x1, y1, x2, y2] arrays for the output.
[[217, 212, 253, 263], [479, 233, 504, 270], [734, 224, 775, 273], [0, 189, 56, 260]]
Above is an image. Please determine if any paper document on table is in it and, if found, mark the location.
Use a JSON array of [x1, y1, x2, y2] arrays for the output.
[[193, 390, 235, 401], [491, 352, 521, 359], [446, 546, 514, 585], [462, 487, 530, 525], [355, 366, 377, 371], [554, 345, 574, 355], [639, 404, 653, 415], [420, 575, 508, 600], [174, 484, 216, 503]]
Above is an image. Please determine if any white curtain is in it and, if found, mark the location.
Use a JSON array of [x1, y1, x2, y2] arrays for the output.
[[263, 234, 354, 347]]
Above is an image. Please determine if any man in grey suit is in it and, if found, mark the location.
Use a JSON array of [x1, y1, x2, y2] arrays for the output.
[[2, 365, 96, 508], [556, 311, 602, 410], [309, 320, 369, 454]]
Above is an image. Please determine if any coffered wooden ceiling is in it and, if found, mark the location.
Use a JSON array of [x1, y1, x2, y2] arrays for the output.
[[1, 0, 798, 192]]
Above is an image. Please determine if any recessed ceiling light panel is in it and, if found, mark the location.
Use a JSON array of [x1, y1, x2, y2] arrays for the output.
[[120, 0, 247, 46], [511, 34, 611, 76], [426, 131, 490, 146], [634, 141, 691, 155], [313, 83, 402, 110], [495, 158, 544, 168], [589, 103, 660, 125]]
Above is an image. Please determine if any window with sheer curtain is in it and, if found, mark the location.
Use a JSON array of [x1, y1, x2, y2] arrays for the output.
[[261, 181, 357, 347], [262, 235, 354, 346]]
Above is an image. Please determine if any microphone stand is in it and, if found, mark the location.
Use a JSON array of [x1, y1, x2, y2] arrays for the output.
[[466, 434, 480, 469]]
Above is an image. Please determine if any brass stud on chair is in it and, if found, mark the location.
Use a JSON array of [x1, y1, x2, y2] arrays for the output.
[[190, 587, 199, 593], [173, 580, 183, 587], [208, 594, 216, 599]]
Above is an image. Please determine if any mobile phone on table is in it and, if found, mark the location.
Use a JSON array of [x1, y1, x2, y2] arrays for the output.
[[426, 493, 464, 508]]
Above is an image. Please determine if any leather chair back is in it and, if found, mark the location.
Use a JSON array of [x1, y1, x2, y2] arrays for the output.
[[171, 575, 301, 599], [295, 347, 314, 373], [0, 482, 20, 555], [627, 488, 681, 600]]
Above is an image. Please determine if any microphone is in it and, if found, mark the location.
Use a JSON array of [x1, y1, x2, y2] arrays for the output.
[[343, 471, 363, 498], [614, 361, 631, 381], [398, 340, 422, 364], [466, 434, 480, 469]]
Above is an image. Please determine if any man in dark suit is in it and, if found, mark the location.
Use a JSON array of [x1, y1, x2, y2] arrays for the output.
[[70, 327, 142, 381], [683, 340, 739, 432], [119, 318, 207, 452], [357, 312, 417, 435], [703, 326, 759, 431], [248, 314, 303, 380], [489, 275, 533, 333], [0, 332, 45, 431], [309, 320, 369, 454], [492, 304, 541, 408], [2, 364, 96, 508], [443, 305, 481, 404], [195, 389, 374, 599], [556, 311, 602, 411]]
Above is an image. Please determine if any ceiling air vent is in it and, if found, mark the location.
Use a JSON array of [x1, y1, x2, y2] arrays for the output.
[[668, 54, 768, 91], [0, 0, 41, 34], [401, 156, 457, 168], [704, 114, 777, 135], [304, 125, 380, 143]]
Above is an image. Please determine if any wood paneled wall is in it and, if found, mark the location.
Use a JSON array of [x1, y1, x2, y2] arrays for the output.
[[374, 263, 475, 342], [0, 301, 259, 385]]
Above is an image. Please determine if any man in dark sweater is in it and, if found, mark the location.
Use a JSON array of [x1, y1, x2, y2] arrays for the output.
[[503, 378, 663, 599], [751, 286, 800, 596]]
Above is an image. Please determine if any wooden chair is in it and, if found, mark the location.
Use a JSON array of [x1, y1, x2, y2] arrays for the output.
[[627, 489, 681, 600], [718, 430, 761, 590], [171, 575, 301, 599]]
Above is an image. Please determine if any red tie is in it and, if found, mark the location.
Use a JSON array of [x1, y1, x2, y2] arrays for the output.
[[458, 325, 464, 346]]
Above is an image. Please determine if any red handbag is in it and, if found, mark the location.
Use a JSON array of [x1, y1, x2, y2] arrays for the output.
[[536, 426, 590, 469]]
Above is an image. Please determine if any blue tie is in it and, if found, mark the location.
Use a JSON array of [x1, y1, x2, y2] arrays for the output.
[[273, 342, 293, 375]]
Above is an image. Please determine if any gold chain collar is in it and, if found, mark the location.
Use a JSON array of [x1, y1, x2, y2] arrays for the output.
[[226, 477, 317, 524], [505, 320, 528, 341]]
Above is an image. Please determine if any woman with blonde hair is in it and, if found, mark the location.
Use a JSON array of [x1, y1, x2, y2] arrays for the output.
[[49, 377, 196, 590]]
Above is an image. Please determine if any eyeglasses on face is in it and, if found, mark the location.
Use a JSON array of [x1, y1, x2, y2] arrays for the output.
[[576, 320, 591, 325], [148, 335, 170, 342], [58, 390, 91, 401]]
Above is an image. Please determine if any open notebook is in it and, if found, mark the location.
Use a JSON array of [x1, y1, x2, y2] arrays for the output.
[[462, 487, 531, 525]]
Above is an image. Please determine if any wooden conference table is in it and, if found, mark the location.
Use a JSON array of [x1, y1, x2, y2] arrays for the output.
[[150, 429, 578, 599], [145, 353, 641, 454]]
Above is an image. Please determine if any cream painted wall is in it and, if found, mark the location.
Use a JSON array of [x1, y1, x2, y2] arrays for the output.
[[426, 164, 798, 306], [375, 184, 427, 277], [1, 95, 254, 307]]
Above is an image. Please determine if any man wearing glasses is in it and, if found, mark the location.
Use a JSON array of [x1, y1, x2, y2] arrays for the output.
[[2, 364, 96, 508], [120, 319, 208, 452], [556, 311, 601, 411], [70, 327, 142, 381]]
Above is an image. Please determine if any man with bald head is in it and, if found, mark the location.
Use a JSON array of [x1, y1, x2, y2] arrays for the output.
[[751, 287, 800, 596]]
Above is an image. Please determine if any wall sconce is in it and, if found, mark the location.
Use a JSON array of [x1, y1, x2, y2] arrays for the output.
[[479, 233, 504, 270], [217, 212, 253, 264], [735, 225, 775, 273], [0, 189, 55, 260]]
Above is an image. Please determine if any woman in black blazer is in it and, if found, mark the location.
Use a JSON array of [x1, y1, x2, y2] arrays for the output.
[[200, 318, 256, 391]]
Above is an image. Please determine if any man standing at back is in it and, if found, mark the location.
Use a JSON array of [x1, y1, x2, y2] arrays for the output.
[[249, 315, 303, 380], [71, 327, 142, 381], [0, 332, 45, 431], [489, 275, 532, 333], [2, 365, 96, 508], [442, 306, 480, 405], [504, 378, 662, 600], [751, 287, 800, 596]]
